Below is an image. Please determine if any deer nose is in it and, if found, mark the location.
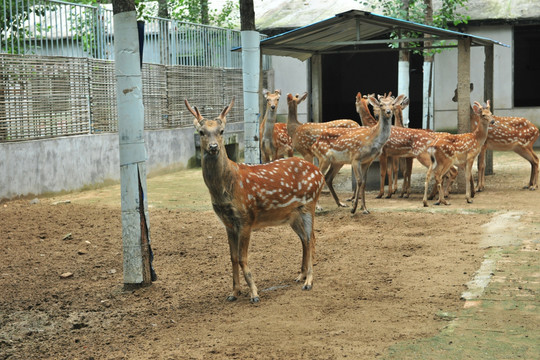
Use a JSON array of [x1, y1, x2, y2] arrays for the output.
[[270, 105, 276, 110], [208, 143, 219, 154], [386, 109, 392, 115]]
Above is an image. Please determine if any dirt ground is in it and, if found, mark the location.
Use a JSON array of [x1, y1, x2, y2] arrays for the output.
[[1, 151, 538, 360]]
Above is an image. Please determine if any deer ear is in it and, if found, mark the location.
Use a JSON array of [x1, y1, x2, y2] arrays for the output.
[[486, 100, 491, 110], [472, 101, 482, 115], [393, 94, 406, 106], [401, 96, 410, 109], [275, 89, 281, 95], [368, 96, 379, 108], [193, 118, 203, 131], [298, 92, 308, 103], [219, 97, 235, 124], [356, 92, 362, 100], [263, 89, 269, 97]]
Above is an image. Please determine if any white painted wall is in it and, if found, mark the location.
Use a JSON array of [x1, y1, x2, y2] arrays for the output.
[[271, 56, 309, 123], [433, 25, 538, 132]]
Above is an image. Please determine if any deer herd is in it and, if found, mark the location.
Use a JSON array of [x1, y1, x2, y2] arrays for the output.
[[185, 87, 539, 303]]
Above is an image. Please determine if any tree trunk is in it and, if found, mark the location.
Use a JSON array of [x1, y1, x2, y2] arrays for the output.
[[239, 0, 260, 163], [158, 0, 169, 18], [200, 0, 209, 24], [422, 0, 434, 129], [240, 0, 256, 30], [112, 0, 155, 287], [398, 0, 410, 126]]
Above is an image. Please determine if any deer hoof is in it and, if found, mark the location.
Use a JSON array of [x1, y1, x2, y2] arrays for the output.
[[338, 202, 348, 208], [375, 194, 383, 199], [302, 284, 312, 291], [250, 297, 260, 303], [434, 201, 441, 206], [467, 199, 473, 204], [226, 295, 238, 302]]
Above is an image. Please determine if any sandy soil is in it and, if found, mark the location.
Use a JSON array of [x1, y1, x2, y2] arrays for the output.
[[0, 151, 538, 360]]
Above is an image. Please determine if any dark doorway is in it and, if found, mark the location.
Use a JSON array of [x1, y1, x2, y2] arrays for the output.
[[321, 51, 398, 124], [514, 25, 540, 107], [408, 52, 424, 129]]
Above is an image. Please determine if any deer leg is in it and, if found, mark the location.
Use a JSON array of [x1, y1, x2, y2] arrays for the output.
[[325, 164, 347, 207], [390, 157, 399, 197], [465, 160, 474, 203], [400, 157, 412, 198], [226, 229, 242, 302], [476, 146, 487, 192], [290, 211, 315, 290], [376, 155, 387, 198], [351, 162, 362, 214], [423, 162, 434, 207], [359, 163, 371, 214], [515, 146, 539, 190], [385, 157, 394, 198], [237, 228, 259, 303]]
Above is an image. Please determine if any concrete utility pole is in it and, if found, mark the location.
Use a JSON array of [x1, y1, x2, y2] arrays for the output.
[[112, 0, 156, 287]]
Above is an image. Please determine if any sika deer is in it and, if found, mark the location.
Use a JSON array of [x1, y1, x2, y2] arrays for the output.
[[423, 101, 495, 206], [286, 93, 360, 163], [311, 94, 405, 213], [185, 97, 325, 303], [259, 89, 282, 163], [453, 84, 539, 191], [272, 122, 294, 159]]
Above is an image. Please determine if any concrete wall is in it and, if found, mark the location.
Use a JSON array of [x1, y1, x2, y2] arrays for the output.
[[0, 122, 245, 200]]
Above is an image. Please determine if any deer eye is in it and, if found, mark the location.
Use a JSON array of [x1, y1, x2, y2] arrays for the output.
[[220, 129, 224, 135], [199, 130, 205, 136]]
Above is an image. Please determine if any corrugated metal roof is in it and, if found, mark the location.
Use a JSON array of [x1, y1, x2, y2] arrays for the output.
[[234, 10, 509, 61]]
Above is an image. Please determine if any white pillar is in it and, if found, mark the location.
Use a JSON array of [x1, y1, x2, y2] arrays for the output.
[[241, 30, 261, 164], [398, 60, 410, 127]]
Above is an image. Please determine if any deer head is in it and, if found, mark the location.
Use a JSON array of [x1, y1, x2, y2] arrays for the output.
[[452, 83, 474, 102], [185, 97, 235, 156], [472, 100, 495, 126], [369, 93, 405, 120], [287, 92, 308, 109], [263, 89, 281, 111]]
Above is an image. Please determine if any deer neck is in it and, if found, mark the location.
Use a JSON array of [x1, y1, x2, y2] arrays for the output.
[[371, 112, 393, 150], [286, 103, 302, 139], [394, 108, 404, 127], [262, 107, 277, 140], [469, 103, 481, 129], [201, 150, 237, 204], [359, 100, 377, 127], [473, 117, 490, 145]]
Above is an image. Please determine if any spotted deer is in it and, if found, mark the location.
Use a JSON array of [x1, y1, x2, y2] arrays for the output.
[[272, 122, 294, 159], [185, 97, 325, 303], [423, 101, 495, 206], [259, 89, 281, 163], [311, 94, 405, 213], [453, 84, 539, 191], [286, 92, 360, 163]]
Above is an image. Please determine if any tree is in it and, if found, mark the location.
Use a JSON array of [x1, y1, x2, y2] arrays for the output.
[[358, 0, 470, 128], [112, 0, 156, 287], [239, 0, 260, 163]]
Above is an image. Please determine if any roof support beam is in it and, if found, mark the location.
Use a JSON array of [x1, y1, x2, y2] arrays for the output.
[[483, 44, 495, 176]]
